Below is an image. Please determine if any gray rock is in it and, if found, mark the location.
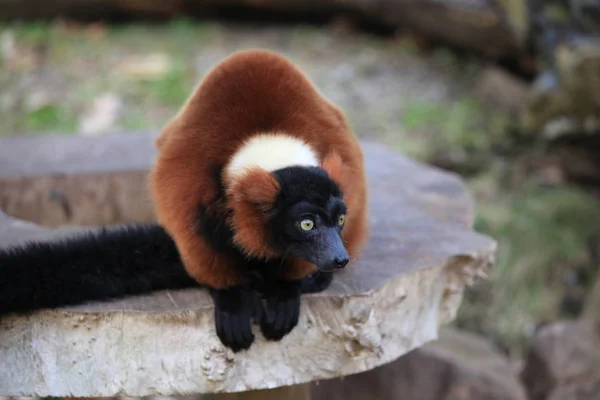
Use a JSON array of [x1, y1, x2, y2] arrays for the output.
[[583, 269, 600, 327], [521, 320, 600, 400], [0, 133, 496, 397], [475, 67, 529, 115], [523, 36, 600, 137], [310, 327, 528, 400], [0, 132, 157, 227]]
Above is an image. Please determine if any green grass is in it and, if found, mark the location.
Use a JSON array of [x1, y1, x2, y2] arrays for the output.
[[402, 101, 444, 130], [291, 24, 321, 46], [24, 105, 76, 132], [431, 47, 461, 70], [401, 97, 491, 150], [0, 20, 52, 44], [396, 96, 512, 168], [459, 183, 600, 356], [0, 18, 222, 136], [148, 63, 190, 105]]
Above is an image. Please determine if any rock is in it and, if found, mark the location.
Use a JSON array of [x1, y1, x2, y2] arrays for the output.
[[474, 67, 529, 115], [0, 133, 496, 397], [0, 30, 16, 64], [497, 0, 530, 45], [371, 0, 525, 58], [0, 28, 39, 72], [23, 88, 57, 111], [115, 53, 173, 80], [531, 132, 600, 193], [0, 132, 478, 228], [0, 133, 156, 227], [547, 135, 600, 185], [310, 327, 528, 400], [583, 268, 600, 328], [570, 0, 600, 33], [523, 34, 600, 137], [79, 93, 122, 136], [521, 320, 600, 400]]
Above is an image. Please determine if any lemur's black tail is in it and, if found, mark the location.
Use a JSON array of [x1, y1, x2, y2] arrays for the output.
[[0, 223, 198, 317]]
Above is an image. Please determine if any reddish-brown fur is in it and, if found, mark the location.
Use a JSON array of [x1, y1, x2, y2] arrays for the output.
[[226, 167, 281, 260], [149, 49, 368, 289]]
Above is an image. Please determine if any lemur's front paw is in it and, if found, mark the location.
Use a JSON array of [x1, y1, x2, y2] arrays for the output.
[[210, 286, 258, 352], [260, 280, 301, 341], [300, 270, 334, 294]]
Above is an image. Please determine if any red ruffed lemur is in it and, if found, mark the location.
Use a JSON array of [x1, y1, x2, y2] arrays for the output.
[[0, 50, 368, 351]]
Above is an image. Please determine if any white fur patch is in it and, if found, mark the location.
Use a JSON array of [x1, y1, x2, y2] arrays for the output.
[[225, 133, 319, 182]]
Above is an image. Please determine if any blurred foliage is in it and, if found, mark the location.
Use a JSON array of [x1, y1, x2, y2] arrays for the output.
[[402, 97, 503, 152], [394, 96, 516, 175], [458, 182, 600, 356], [0, 20, 219, 135], [24, 105, 76, 132], [543, 3, 572, 24]]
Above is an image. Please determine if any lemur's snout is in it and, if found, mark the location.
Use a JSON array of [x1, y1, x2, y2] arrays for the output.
[[334, 256, 349, 269]]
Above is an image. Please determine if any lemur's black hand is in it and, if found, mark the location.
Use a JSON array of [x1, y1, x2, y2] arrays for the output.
[[300, 270, 334, 294], [260, 279, 302, 341], [210, 286, 259, 352]]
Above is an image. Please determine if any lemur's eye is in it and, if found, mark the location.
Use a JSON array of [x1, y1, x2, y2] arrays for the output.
[[338, 214, 346, 226], [300, 219, 315, 231]]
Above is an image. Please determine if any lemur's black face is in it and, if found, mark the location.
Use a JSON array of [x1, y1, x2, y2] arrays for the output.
[[269, 166, 349, 272]]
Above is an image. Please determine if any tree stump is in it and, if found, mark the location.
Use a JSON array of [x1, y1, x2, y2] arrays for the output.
[[0, 133, 496, 398]]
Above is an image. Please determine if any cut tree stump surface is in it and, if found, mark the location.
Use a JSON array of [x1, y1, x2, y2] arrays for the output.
[[0, 133, 496, 397]]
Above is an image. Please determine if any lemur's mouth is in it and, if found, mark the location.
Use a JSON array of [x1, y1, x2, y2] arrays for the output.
[[311, 230, 350, 272], [315, 257, 349, 272]]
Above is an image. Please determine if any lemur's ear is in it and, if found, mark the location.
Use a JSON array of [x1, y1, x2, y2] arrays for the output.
[[231, 168, 280, 212], [227, 168, 280, 259], [322, 151, 346, 188]]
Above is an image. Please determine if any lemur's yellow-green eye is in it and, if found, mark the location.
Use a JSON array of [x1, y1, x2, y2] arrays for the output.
[[300, 219, 315, 231], [338, 214, 346, 225]]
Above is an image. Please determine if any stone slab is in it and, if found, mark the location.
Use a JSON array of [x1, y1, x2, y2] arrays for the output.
[[310, 327, 528, 400], [0, 133, 496, 396]]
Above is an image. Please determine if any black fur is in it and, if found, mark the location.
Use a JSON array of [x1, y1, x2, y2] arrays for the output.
[[0, 223, 198, 317], [210, 166, 345, 347], [0, 166, 342, 352], [268, 166, 349, 272], [300, 270, 334, 294], [210, 285, 263, 352], [248, 166, 346, 342], [197, 204, 238, 255], [210, 258, 331, 350], [197, 164, 239, 255], [258, 277, 302, 340], [272, 166, 343, 210], [0, 221, 333, 352], [269, 166, 346, 248]]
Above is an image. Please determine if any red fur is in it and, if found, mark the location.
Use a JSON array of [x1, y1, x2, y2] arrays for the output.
[[149, 49, 368, 289], [226, 168, 280, 260], [284, 257, 320, 281]]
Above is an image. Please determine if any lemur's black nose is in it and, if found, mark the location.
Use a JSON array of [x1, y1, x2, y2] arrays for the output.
[[334, 257, 349, 269]]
